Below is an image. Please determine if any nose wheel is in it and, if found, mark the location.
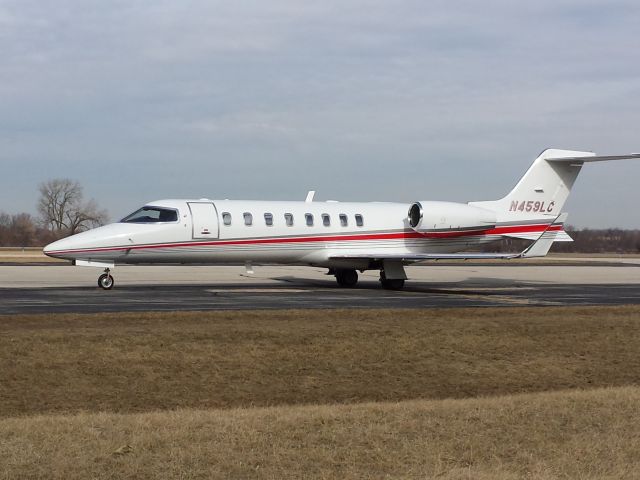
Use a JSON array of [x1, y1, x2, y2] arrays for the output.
[[98, 268, 114, 290]]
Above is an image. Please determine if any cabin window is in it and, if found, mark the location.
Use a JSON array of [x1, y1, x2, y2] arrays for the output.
[[339, 214, 348, 227], [121, 206, 178, 223], [285, 213, 294, 226], [264, 213, 273, 226], [243, 212, 253, 226], [355, 214, 364, 227], [305, 213, 314, 226], [222, 212, 232, 226], [322, 214, 330, 227]]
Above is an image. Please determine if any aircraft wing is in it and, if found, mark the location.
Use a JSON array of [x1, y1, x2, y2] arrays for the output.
[[330, 252, 525, 261], [330, 215, 564, 262]]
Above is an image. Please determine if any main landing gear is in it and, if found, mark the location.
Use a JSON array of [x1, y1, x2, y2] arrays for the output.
[[331, 268, 406, 290], [334, 268, 359, 287], [379, 271, 405, 290], [98, 268, 114, 290]]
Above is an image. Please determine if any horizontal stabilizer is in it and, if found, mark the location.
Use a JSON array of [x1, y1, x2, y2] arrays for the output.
[[547, 153, 640, 163]]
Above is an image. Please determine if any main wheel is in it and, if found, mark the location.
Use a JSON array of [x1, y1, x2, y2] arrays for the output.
[[379, 272, 405, 290], [98, 273, 114, 290], [335, 269, 358, 287]]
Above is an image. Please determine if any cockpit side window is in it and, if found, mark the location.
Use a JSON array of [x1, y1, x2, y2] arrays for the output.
[[121, 206, 178, 223]]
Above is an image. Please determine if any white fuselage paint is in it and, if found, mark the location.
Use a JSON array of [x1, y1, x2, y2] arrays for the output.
[[43, 199, 510, 269]]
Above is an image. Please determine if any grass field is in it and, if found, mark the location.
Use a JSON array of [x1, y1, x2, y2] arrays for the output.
[[1, 306, 640, 478], [0, 248, 65, 263], [2, 387, 639, 479]]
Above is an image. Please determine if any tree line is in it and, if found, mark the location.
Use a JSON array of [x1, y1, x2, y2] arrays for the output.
[[0, 179, 108, 247], [481, 227, 640, 254], [1, 182, 639, 253], [550, 228, 640, 254]]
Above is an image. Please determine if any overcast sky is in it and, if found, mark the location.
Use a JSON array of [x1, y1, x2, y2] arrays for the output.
[[1, 0, 639, 227]]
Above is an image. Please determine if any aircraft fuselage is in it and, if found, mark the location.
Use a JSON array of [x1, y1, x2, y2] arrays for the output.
[[44, 199, 508, 270]]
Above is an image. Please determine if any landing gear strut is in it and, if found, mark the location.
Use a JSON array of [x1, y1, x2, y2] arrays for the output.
[[334, 268, 358, 287], [98, 268, 114, 290], [379, 271, 405, 290]]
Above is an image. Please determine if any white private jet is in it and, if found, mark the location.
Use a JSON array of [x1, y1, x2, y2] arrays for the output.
[[44, 149, 639, 290]]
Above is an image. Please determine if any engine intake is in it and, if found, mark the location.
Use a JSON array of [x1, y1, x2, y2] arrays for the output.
[[408, 203, 423, 228]]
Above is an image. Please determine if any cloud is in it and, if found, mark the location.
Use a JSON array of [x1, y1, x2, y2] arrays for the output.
[[1, 0, 639, 226]]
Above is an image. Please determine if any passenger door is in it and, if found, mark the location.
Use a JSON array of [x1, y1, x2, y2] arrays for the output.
[[188, 202, 219, 239]]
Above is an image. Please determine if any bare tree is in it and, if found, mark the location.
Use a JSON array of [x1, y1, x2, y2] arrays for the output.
[[10, 213, 37, 247], [482, 227, 640, 254], [0, 212, 10, 245], [37, 179, 108, 236]]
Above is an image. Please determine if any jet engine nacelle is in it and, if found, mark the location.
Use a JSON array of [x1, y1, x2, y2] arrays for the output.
[[408, 201, 496, 232]]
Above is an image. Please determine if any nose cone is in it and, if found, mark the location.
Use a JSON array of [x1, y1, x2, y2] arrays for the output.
[[43, 237, 76, 259], [43, 224, 129, 260], [43, 235, 83, 259], [43, 240, 56, 257]]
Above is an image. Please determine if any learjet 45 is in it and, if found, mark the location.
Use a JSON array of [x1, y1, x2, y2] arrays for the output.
[[43, 149, 640, 290]]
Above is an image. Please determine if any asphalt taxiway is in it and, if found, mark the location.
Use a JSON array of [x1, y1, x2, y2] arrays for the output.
[[0, 260, 639, 314]]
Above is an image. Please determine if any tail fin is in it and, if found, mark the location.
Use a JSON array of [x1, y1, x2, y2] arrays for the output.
[[469, 149, 592, 219], [470, 149, 640, 221]]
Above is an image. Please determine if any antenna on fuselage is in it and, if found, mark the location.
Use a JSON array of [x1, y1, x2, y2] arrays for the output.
[[305, 190, 316, 202]]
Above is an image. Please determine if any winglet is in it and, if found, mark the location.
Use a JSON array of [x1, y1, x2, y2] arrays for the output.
[[521, 213, 566, 258]]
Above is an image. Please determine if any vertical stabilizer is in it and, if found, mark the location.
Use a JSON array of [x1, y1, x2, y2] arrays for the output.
[[469, 149, 594, 220]]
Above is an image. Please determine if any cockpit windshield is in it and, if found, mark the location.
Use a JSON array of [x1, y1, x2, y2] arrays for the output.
[[121, 206, 178, 223]]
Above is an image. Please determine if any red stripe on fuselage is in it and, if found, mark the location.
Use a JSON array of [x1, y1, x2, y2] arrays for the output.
[[47, 224, 563, 256]]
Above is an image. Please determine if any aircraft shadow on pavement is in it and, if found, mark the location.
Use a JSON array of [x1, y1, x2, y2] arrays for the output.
[[271, 275, 529, 297]]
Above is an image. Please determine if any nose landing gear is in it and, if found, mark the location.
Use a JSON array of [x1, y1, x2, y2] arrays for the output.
[[98, 268, 114, 290]]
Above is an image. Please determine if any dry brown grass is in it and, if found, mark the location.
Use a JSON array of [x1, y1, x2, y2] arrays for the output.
[[0, 248, 65, 263], [2, 307, 640, 418], [2, 307, 640, 478], [1, 386, 639, 479]]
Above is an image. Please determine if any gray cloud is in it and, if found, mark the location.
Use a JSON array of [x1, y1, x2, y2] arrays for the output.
[[1, 0, 639, 226]]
